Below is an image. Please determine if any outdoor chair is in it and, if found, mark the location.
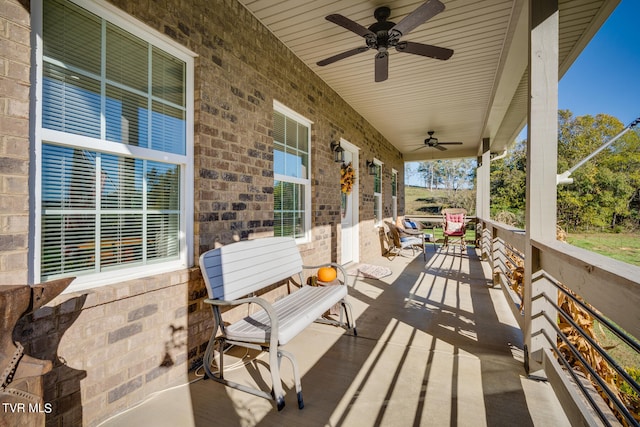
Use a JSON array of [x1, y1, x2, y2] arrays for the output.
[[384, 221, 426, 259], [398, 216, 436, 250], [442, 208, 467, 251]]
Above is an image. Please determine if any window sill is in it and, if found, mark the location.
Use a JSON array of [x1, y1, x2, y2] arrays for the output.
[[61, 260, 189, 294]]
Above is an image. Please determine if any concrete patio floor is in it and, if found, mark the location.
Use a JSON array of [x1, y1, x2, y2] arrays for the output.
[[99, 246, 570, 427]]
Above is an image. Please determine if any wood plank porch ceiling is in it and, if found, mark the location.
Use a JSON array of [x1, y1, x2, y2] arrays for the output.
[[239, 0, 617, 160]]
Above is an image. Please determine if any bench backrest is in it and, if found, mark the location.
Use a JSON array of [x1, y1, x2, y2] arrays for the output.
[[199, 237, 303, 301]]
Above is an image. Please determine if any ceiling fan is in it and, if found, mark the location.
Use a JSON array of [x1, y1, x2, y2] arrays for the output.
[[413, 131, 463, 151], [316, 0, 454, 82]]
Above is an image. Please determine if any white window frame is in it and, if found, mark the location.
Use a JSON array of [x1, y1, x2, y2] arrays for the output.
[[32, 0, 196, 291], [273, 101, 312, 243], [373, 158, 383, 227]]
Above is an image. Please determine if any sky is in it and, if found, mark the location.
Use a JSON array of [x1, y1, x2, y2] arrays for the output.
[[557, 0, 639, 126], [407, 0, 639, 186]]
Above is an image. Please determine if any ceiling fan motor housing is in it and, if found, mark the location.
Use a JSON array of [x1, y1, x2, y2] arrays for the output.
[[368, 7, 396, 51]]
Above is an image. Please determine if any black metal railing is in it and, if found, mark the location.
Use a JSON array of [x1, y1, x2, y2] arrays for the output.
[[478, 217, 640, 426], [534, 270, 640, 426]]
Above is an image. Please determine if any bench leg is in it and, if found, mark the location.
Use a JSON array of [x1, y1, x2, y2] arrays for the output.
[[269, 345, 286, 411], [278, 349, 304, 409], [203, 334, 225, 380], [341, 300, 358, 336]]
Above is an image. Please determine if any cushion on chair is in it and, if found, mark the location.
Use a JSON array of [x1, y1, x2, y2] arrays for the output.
[[446, 213, 464, 223], [403, 220, 418, 229], [400, 236, 422, 245], [447, 222, 463, 233], [445, 213, 465, 235]]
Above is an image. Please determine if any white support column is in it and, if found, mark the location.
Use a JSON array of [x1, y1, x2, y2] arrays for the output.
[[524, 0, 559, 373], [475, 155, 484, 254], [476, 138, 491, 256]]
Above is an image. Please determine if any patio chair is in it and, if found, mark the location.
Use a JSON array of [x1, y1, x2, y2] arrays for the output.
[[384, 221, 425, 260], [398, 216, 436, 250], [442, 208, 467, 251]]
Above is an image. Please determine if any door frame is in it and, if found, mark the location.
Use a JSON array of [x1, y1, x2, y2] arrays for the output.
[[339, 138, 360, 265]]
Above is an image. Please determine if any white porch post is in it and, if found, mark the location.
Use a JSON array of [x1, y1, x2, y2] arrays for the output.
[[477, 138, 491, 257], [524, 0, 559, 372]]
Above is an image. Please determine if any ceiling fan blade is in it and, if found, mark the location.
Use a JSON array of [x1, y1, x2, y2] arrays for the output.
[[390, 0, 445, 38], [375, 52, 388, 82], [317, 46, 369, 66], [411, 145, 429, 152], [396, 41, 453, 60], [434, 144, 447, 151], [326, 14, 375, 39], [437, 142, 463, 145]]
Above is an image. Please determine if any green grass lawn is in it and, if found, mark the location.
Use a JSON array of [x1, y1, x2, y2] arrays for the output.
[[567, 232, 640, 267], [593, 320, 640, 371], [563, 232, 640, 373]]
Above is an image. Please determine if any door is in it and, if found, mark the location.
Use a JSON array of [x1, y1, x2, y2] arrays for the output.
[[340, 139, 359, 265]]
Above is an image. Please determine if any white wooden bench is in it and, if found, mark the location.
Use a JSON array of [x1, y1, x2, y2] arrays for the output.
[[198, 237, 357, 411]]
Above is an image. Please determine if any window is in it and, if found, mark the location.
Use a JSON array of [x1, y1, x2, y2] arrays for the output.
[[391, 169, 398, 222], [373, 159, 383, 226], [273, 102, 312, 242], [36, 0, 194, 287]]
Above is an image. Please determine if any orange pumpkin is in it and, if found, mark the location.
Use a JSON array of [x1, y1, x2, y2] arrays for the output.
[[317, 266, 337, 282]]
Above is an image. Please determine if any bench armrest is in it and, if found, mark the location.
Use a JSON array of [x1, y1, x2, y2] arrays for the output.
[[302, 262, 350, 287], [204, 296, 279, 344]]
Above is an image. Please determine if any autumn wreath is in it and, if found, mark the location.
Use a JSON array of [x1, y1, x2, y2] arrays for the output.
[[340, 162, 355, 194]]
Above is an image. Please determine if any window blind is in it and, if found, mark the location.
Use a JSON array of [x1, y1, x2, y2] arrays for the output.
[[273, 106, 310, 240], [40, 0, 188, 281], [41, 145, 180, 278], [274, 180, 305, 239]]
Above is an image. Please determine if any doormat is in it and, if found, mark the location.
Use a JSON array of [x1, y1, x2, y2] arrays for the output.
[[347, 264, 392, 280]]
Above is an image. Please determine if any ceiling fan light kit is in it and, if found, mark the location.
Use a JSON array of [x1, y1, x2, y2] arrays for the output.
[[317, 0, 454, 82]]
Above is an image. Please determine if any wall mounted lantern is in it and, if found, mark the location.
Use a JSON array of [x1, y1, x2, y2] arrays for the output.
[[366, 160, 377, 175], [331, 141, 345, 163]]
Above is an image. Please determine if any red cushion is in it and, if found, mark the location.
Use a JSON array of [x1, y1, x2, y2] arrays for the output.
[[446, 213, 464, 222], [445, 213, 465, 235]]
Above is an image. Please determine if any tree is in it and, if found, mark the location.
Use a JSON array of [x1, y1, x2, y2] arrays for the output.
[[557, 111, 639, 231], [490, 139, 526, 222], [490, 111, 640, 231], [414, 159, 474, 190]]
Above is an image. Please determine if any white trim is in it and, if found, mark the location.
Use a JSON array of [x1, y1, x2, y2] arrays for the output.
[[32, 0, 194, 288], [340, 139, 360, 152], [273, 173, 308, 186], [65, 260, 185, 292], [273, 100, 313, 126], [183, 49, 195, 270], [339, 139, 360, 264], [30, 0, 45, 284], [41, 129, 188, 164]]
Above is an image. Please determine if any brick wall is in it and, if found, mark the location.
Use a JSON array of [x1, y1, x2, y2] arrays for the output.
[[0, 0, 30, 285], [15, 269, 197, 426], [106, 0, 407, 265], [0, 0, 405, 424]]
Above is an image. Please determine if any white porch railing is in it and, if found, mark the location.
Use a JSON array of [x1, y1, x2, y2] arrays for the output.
[[478, 217, 640, 427]]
